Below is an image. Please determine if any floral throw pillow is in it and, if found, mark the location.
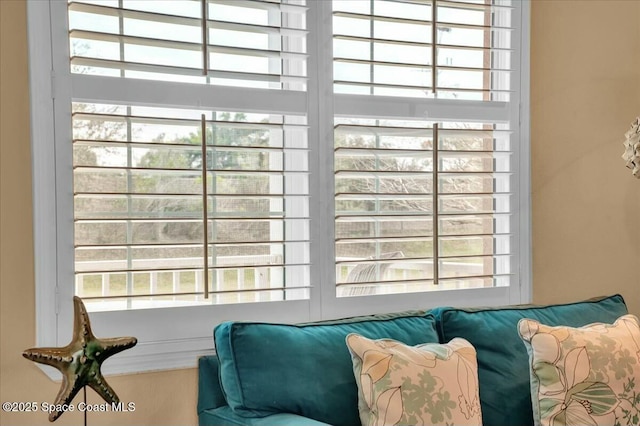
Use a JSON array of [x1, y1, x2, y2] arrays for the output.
[[345, 334, 482, 426], [518, 314, 640, 426]]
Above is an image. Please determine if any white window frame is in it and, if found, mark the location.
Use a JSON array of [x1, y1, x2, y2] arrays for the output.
[[27, 0, 531, 377]]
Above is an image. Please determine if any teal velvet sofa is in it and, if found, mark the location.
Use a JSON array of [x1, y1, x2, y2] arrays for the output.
[[197, 295, 628, 426]]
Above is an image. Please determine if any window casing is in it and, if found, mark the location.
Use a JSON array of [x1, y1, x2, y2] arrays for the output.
[[28, 0, 530, 375]]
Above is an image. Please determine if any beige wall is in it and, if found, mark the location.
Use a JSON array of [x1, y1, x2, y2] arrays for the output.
[[1, 1, 639, 425], [530, 0, 640, 314], [0, 2, 198, 425]]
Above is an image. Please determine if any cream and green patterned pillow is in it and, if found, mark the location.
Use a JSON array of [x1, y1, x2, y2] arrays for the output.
[[518, 314, 640, 426], [345, 334, 482, 426]]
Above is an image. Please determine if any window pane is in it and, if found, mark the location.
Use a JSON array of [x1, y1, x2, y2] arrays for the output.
[[73, 103, 309, 310], [68, 0, 308, 90], [335, 118, 513, 297], [332, 0, 512, 99]]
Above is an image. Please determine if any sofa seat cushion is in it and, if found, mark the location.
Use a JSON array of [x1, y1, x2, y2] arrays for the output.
[[214, 310, 439, 426], [433, 294, 628, 426], [199, 406, 331, 426]]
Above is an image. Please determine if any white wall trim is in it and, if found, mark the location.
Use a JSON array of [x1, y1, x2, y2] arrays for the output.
[[515, 0, 533, 305], [27, 0, 59, 349]]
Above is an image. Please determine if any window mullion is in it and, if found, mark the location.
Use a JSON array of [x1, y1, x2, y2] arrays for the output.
[[306, 0, 335, 321]]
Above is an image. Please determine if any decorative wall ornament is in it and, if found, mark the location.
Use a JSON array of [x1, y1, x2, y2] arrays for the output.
[[622, 117, 640, 178], [23, 297, 137, 422]]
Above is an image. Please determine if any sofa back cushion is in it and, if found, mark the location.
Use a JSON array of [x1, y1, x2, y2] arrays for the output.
[[434, 294, 628, 426], [214, 311, 439, 426]]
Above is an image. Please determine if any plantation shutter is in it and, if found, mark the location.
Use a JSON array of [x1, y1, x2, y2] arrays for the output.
[[68, 0, 310, 309], [68, 0, 307, 89], [332, 0, 517, 297], [332, 0, 512, 100]]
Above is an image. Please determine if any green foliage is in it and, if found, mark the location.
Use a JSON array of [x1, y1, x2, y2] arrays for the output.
[[399, 371, 456, 425], [611, 348, 637, 380], [615, 377, 640, 426]]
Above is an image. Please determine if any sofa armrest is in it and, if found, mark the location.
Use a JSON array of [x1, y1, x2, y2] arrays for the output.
[[198, 355, 228, 414], [199, 406, 332, 426]]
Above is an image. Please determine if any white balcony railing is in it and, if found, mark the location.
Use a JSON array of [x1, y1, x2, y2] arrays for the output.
[[76, 255, 485, 304]]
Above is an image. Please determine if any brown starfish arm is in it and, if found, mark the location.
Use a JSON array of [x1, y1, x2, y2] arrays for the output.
[[48, 374, 84, 422], [72, 296, 94, 341], [88, 371, 120, 405], [22, 347, 74, 369], [98, 336, 138, 358]]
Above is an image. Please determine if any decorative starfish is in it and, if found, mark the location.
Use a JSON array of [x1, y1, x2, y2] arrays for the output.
[[23, 296, 137, 422]]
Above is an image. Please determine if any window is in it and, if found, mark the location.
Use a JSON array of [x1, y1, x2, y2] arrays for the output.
[[72, 104, 309, 310], [332, 0, 516, 298], [28, 0, 530, 375], [334, 119, 512, 296]]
